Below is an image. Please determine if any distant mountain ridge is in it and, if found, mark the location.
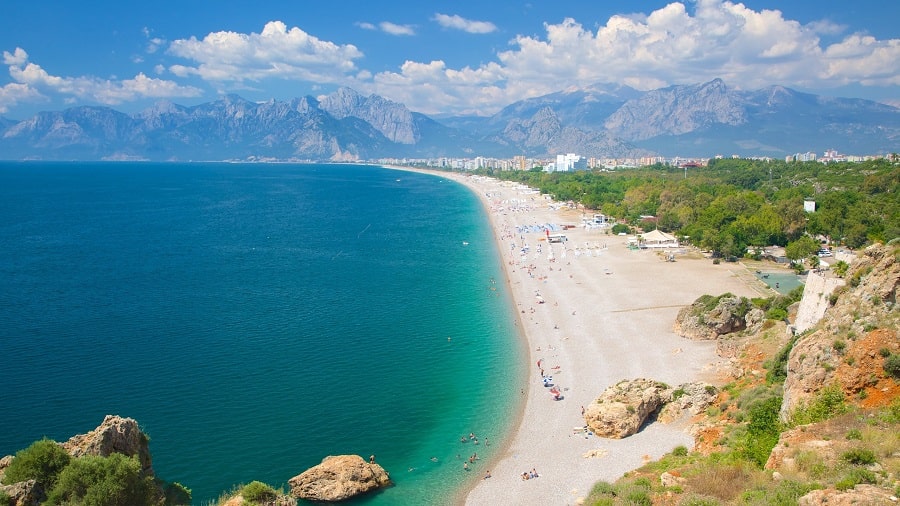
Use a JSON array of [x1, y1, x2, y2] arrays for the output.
[[1, 79, 897, 161]]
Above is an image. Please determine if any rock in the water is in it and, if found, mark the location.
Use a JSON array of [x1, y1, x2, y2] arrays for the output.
[[289, 455, 391, 502], [583, 378, 672, 438], [62, 415, 153, 474]]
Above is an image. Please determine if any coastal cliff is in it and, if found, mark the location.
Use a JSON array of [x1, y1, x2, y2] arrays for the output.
[[585, 243, 899, 504]]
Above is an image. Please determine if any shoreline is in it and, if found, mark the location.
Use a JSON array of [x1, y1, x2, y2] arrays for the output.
[[384, 166, 762, 505]]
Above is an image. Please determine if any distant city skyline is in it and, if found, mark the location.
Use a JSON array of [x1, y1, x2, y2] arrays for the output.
[[1, 0, 898, 119]]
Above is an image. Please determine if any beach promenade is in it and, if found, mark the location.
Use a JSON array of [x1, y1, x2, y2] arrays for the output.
[[388, 167, 761, 504]]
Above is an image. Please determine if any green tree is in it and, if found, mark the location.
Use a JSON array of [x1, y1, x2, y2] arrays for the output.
[[46, 453, 160, 506], [1, 438, 71, 489], [785, 236, 819, 262]]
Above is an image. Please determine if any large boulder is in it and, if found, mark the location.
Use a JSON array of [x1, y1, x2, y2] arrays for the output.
[[289, 455, 391, 502], [583, 379, 673, 438], [0, 478, 44, 506], [62, 415, 153, 474], [674, 294, 761, 340]]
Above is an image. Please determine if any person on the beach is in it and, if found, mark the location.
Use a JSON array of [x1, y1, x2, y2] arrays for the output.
[[369, 455, 375, 464], [484, 470, 491, 479]]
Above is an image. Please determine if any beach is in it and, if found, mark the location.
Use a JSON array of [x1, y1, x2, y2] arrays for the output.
[[393, 169, 765, 505]]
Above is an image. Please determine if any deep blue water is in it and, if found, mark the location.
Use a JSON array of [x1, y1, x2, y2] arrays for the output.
[[0, 162, 525, 505]]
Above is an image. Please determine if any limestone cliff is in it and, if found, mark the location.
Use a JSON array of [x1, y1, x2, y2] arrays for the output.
[[780, 243, 900, 419]]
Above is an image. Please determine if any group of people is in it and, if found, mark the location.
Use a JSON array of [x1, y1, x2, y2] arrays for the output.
[[521, 468, 540, 480], [460, 432, 488, 446]]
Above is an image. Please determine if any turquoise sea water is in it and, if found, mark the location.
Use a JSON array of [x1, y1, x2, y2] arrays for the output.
[[0, 162, 525, 505]]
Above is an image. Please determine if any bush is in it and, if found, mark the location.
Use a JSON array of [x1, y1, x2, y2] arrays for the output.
[[842, 448, 876, 466], [791, 385, 848, 425], [835, 468, 876, 491], [767, 335, 800, 385], [741, 480, 822, 506], [163, 481, 192, 505], [241, 481, 278, 505], [673, 445, 689, 457], [0, 490, 11, 506], [0, 438, 71, 489], [845, 429, 862, 440], [46, 453, 160, 506], [884, 354, 900, 379], [739, 396, 783, 468], [765, 308, 788, 321]]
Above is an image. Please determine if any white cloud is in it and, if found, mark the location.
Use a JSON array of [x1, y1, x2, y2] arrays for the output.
[[5, 50, 202, 106], [378, 22, 415, 36], [167, 20, 364, 83], [363, 0, 900, 114], [3, 47, 29, 66], [433, 13, 497, 34], [0, 81, 42, 114], [356, 20, 415, 36]]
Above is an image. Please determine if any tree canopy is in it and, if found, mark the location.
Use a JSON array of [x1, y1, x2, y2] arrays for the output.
[[472, 158, 898, 256]]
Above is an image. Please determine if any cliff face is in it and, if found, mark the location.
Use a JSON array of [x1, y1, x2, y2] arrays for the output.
[[780, 243, 900, 419]]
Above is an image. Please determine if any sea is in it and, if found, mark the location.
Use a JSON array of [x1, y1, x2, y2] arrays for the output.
[[0, 162, 526, 505]]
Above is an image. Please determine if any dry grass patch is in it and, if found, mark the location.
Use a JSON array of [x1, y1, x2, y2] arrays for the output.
[[682, 462, 757, 502]]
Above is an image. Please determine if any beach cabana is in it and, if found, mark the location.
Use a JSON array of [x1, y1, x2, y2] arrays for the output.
[[640, 229, 679, 249]]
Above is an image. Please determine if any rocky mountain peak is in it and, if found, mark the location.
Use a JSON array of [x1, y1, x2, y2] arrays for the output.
[[319, 87, 418, 144], [604, 78, 747, 140]]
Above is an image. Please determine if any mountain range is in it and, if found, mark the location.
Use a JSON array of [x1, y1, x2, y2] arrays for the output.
[[1, 79, 897, 161]]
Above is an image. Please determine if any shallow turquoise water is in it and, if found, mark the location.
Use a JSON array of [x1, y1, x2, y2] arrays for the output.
[[0, 162, 526, 504], [754, 270, 804, 295]]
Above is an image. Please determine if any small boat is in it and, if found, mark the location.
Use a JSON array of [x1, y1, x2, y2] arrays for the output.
[[462, 241, 469, 246]]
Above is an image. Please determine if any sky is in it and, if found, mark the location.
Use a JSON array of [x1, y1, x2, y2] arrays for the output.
[[1, 0, 898, 119]]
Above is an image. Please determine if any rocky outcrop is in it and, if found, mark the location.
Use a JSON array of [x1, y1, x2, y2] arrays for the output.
[[289, 455, 391, 502], [0, 479, 44, 506], [780, 244, 900, 419], [62, 415, 153, 475], [674, 294, 763, 340], [798, 485, 897, 505], [584, 379, 673, 438], [1, 455, 43, 506], [1, 416, 158, 506], [585, 379, 721, 438]]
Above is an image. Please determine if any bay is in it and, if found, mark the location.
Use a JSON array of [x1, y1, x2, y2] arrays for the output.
[[0, 162, 525, 505]]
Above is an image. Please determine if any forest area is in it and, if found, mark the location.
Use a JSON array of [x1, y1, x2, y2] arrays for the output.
[[472, 158, 899, 262]]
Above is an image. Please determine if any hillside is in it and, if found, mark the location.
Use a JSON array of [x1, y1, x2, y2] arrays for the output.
[[583, 243, 899, 505]]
